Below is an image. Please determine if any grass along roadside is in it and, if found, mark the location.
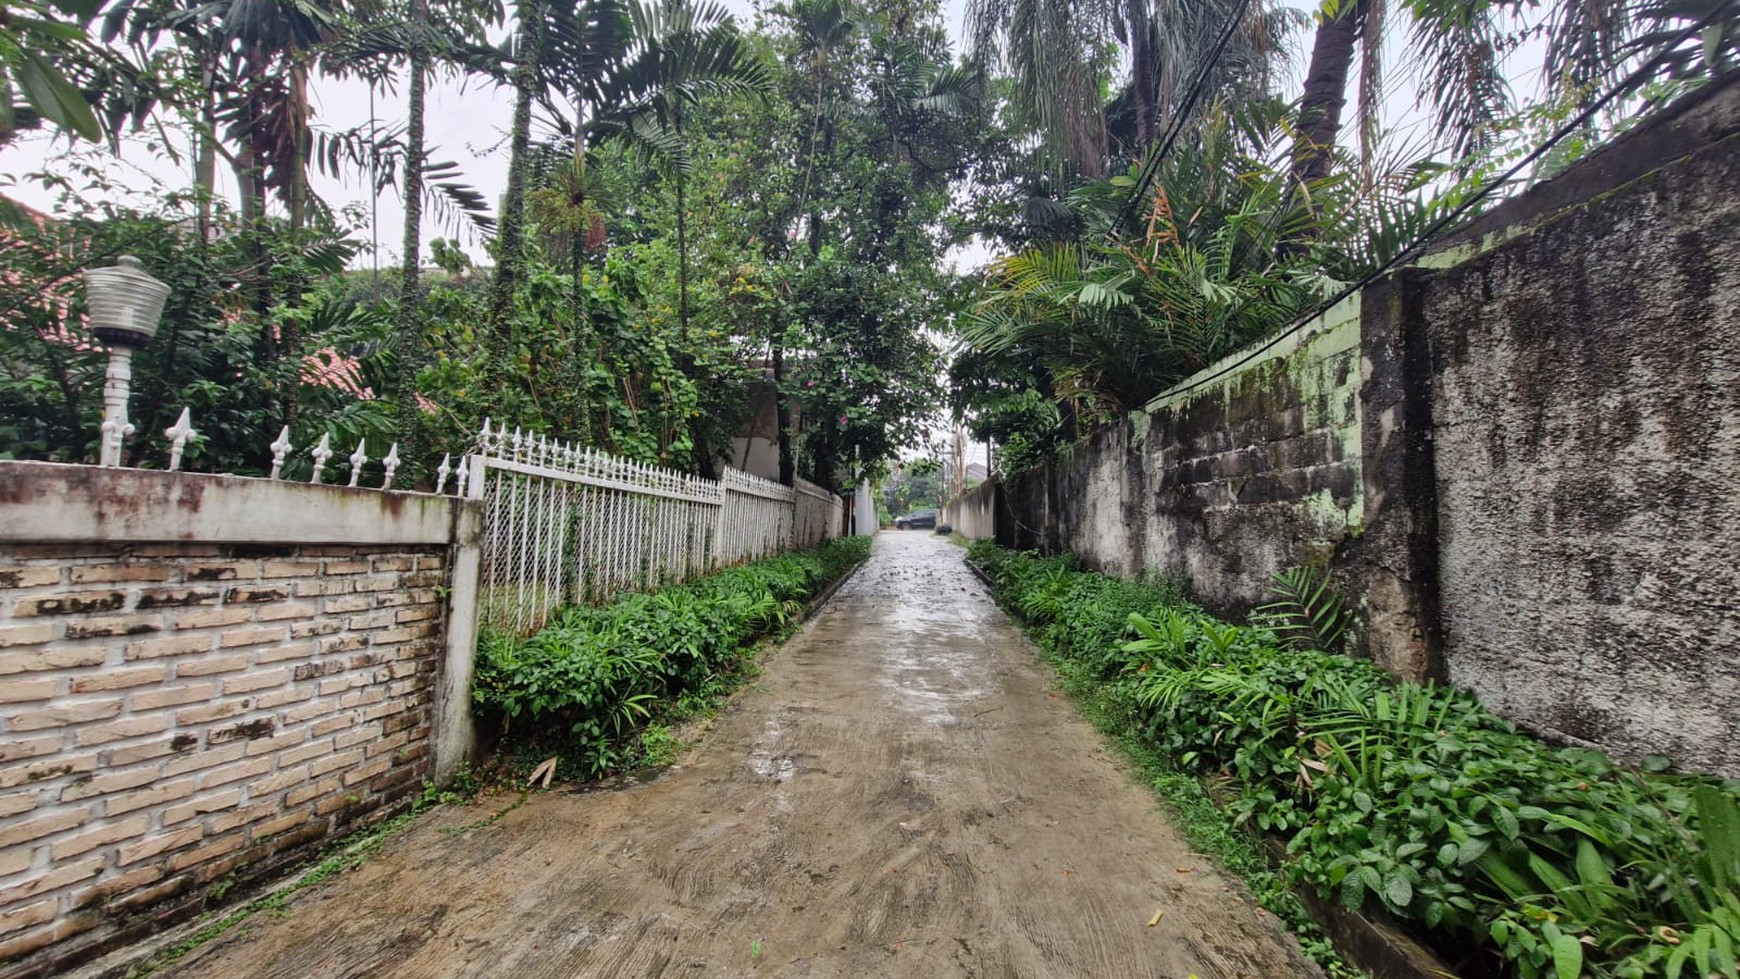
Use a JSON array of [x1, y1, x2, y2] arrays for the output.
[[119, 775, 487, 978]]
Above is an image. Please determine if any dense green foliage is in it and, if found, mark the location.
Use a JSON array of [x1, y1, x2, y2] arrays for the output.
[[4, 0, 984, 491], [949, 0, 1738, 479], [968, 541, 1740, 979], [880, 457, 943, 516], [0, 207, 393, 472], [473, 535, 869, 777], [0, 199, 729, 475]]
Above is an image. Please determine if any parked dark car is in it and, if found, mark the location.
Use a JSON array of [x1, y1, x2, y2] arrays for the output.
[[894, 509, 938, 530]]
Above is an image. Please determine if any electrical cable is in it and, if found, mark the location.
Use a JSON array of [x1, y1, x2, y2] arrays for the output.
[[1113, 0, 1259, 235], [1148, 0, 1738, 405]]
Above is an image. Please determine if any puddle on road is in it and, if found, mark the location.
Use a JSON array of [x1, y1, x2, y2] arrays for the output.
[[745, 712, 798, 814], [834, 537, 998, 726], [750, 755, 796, 782], [880, 647, 987, 725]]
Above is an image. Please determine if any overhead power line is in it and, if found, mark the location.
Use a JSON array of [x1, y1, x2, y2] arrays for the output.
[[1151, 0, 1739, 405], [1114, 0, 1259, 234]]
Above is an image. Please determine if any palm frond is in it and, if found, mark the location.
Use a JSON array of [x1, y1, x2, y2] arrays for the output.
[[1254, 566, 1353, 653]]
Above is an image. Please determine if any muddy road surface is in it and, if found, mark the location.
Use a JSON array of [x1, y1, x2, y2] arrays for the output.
[[164, 532, 1316, 979]]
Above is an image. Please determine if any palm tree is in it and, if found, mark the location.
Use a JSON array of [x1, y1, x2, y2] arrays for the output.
[[482, 0, 769, 416], [1285, 0, 1529, 189], [396, 0, 432, 457], [966, 0, 1282, 177], [0, 0, 105, 145], [595, 0, 771, 339], [1291, 0, 1367, 187], [483, 0, 559, 378], [374, 0, 502, 464], [967, 0, 1113, 176]]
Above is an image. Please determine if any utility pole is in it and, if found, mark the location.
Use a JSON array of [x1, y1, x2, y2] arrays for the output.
[[951, 426, 966, 498]]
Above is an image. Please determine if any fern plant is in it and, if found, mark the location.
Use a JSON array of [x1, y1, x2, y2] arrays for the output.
[[1255, 566, 1354, 654]]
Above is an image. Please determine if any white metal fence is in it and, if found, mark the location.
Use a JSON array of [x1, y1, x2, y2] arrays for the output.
[[457, 422, 846, 636]]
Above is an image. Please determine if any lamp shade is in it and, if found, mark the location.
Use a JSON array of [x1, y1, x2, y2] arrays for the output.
[[84, 255, 170, 348]]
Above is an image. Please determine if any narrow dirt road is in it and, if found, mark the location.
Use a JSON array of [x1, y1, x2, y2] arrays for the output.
[[164, 532, 1316, 979]]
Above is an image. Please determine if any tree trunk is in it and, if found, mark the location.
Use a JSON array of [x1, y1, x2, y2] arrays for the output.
[[1289, 0, 1365, 189], [194, 40, 218, 242], [234, 147, 262, 228], [287, 59, 312, 232], [814, 411, 838, 494], [1127, 0, 1159, 153], [676, 170, 691, 340], [485, 0, 549, 395], [395, 0, 430, 476]]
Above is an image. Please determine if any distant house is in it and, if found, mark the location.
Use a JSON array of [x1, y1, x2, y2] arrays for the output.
[[727, 364, 804, 483]]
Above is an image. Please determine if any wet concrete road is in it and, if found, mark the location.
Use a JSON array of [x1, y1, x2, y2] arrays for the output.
[[164, 532, 1316, 979]]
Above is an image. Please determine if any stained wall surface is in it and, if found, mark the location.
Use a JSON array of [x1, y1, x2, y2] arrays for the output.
[[1415, 81, 1740, 769], [0, 466, 458, 978], [989, 77, 1740, 776], [999, 299, 1364, 616]]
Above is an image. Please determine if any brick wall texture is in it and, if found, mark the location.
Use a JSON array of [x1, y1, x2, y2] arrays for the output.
[[0, 543, 446, 974]]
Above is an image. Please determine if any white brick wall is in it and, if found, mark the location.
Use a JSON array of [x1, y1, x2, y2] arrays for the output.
[[0, 465, 463, 977]]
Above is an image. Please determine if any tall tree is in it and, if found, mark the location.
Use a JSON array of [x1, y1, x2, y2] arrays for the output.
[[599, 0, 771, 337], [396, 0, 431, 453], [966, 0, 1281, 176], [483, 0, 554, 385], [1290, 0, 1366, 188]]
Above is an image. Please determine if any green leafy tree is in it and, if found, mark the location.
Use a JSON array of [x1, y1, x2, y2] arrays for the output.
[[0, 0, 106, 144]]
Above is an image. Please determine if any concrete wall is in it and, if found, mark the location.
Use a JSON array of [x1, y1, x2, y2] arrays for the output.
[[995, 77, 1740, 777], [1405, 79, 1740, 770], [999, 297, 1363, 615], [0, 463, 469, 978], [942, 479, 999, 540]]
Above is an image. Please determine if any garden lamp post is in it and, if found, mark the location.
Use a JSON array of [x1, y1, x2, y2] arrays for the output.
[[84, 256, 170, 467]]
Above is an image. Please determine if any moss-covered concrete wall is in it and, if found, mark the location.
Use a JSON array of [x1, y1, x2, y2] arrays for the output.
[[999, 75, 1740, 777], [1000, 296, 1364, 614]]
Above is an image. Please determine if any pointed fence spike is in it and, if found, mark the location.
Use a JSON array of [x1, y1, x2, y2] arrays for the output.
[[99, 413, 134, 468], [435, 453, 453, 494], [164, 408, 196, 473], [270, 426, 294, 480], [381, 443, 401, 489], [309, 433, 332, 484], [348, 439, 368, 488]]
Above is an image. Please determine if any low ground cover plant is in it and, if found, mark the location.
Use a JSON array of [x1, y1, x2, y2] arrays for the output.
[[474, 536, 870, 777], [966, 540, 1740, 979]]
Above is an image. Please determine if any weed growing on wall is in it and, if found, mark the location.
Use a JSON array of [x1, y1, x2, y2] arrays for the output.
[[966, 540, 1740, 979], [474, 537, 870, 779]]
